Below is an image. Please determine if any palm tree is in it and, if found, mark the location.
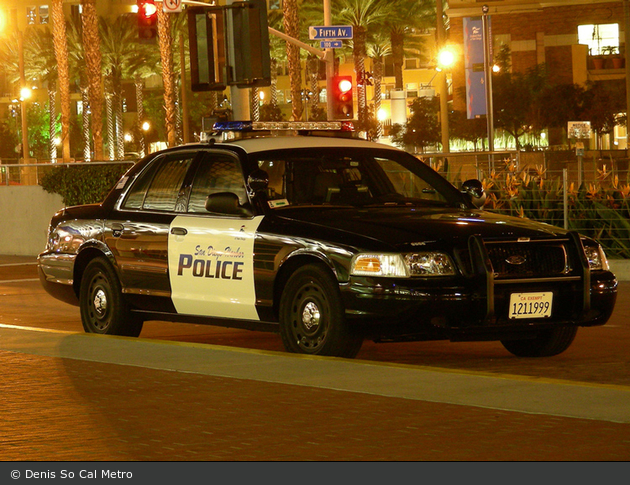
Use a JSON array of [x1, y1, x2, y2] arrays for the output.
[[100, 15, 157, 159], [334, 0, 388, 126], [81, 0, 104, 161], [24, 28, 59, 162], [157, 7, 177, 146], [367, 35, 392, 139], [51, 0, 71, 162], [386, 0, 435, 92]]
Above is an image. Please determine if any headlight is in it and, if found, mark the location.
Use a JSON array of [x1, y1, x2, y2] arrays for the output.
[[405, 252, 456, 276], [350, 254, 408, 277], [350, 252, 456, 277], [584, 244, 609, 271]]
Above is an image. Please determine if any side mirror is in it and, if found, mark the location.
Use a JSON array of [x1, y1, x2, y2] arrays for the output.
[[462, 179, 486, 208], [247, 169, 269, 193], [205, 192, 252, 216]]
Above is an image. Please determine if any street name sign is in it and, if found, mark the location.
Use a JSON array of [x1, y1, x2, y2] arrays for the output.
[[320, 40, 343, 49], [309, 25, 353, 40]]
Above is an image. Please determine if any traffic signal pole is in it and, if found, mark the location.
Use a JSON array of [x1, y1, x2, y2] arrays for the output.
[[323, 0, 334, 120]]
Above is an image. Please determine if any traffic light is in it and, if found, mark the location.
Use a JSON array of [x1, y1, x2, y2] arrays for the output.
[[332, 75, 354, 119], [137, 0, 158, 42]]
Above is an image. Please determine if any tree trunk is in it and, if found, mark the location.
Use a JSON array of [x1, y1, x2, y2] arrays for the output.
[[48, 85, 57, 162], [270, 59, 279, 108], [81, 0, 104, 161], [373, 56, 383, 139], [81, 85, 91, 161], [105, 86, 115, 160], [283, 0, 303, 121], [391, 31, 405, 91], [354, 27, 368, 126], [157, 8, 177, 147], [51, 0, 71, 162], [135, 76, 146, 157]]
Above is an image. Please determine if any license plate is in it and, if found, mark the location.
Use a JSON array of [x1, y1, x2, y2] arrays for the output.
[[509, 292, 553, 319]]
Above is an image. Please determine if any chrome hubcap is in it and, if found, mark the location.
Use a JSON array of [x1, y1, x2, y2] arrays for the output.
[[301, 301, 320, 331], [93, 289, 107, 316]]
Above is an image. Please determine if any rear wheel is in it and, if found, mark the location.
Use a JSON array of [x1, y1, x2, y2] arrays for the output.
[[501, 326, 578, 357], [79, 257, 143, 337], [279, 264, 363, 358]]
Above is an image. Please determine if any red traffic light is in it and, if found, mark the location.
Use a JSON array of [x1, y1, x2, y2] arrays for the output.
[[137, 0, 158, 40], [332, 75, 354, 119]]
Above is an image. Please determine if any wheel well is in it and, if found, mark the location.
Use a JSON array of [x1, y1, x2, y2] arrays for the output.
[[272, 255, 337, 319], [72, 248, 115, 298]]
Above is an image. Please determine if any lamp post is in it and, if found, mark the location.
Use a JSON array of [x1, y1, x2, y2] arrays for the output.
[[436, 0, 450, 154], [482, 5, 494, 153]]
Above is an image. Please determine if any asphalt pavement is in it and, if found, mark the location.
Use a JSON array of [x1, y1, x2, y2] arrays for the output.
[[1, 255, 629, 461]]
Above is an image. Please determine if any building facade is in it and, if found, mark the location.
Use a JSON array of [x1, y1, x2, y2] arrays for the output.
[[446, 0, 628, 149]]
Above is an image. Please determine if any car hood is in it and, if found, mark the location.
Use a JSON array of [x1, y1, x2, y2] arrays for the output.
[[273, 206, 567, 251]]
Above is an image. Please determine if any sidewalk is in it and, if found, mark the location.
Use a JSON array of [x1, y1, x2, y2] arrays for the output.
[[1, 324, 629, 461]]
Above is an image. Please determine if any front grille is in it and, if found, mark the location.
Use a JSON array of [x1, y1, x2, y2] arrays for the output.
[[486, 242, 570, 278]]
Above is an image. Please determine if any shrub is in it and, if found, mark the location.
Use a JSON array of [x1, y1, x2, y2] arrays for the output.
[[39, 163, 131, 206]]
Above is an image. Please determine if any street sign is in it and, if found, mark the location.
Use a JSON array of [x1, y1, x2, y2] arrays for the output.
[[163, 0, 182, 13], [320, 40, 342, 49], [309, 25, 353, 40]]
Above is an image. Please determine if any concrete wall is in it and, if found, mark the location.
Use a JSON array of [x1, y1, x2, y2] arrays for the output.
[[0, 186, 65, 256], [2, 185, 629, 280]]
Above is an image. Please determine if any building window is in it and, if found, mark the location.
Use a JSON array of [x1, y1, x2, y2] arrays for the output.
[[39, 5, 49, 24], [405, 58, 419, 70], [578, 23, 619, 56]]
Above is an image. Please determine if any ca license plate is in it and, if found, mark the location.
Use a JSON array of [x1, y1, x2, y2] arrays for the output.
[[509, 292, 553, 319]]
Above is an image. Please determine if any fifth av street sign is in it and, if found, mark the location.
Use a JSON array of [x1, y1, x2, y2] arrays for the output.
[[309, 25, 353, 40]]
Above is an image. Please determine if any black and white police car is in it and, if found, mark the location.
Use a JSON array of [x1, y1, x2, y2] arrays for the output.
[[38, 121, 617, 358]]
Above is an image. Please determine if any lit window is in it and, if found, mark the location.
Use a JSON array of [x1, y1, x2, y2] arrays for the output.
[[578, 24, 619, 56], [39, 5, 49, 24]]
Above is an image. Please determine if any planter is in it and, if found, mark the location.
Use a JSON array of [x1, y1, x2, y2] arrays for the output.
[[592, 56, 605, 69], [611, 56, 624, 69]]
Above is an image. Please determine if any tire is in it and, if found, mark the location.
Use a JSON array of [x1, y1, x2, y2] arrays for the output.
[[501, 326, 578, 357], [79, 257, 143, 337], [279, 264, 363, 358]]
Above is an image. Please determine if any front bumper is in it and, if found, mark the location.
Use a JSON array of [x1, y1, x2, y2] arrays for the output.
[[341, 235, 618, 341]]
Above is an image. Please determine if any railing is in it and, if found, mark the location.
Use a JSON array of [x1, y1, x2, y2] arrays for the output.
[[0, 159, 135, 186], [419, 151, 630, 258], [2, 154, 629, 258]]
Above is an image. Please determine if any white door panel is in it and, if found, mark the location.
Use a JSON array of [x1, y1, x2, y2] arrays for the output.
[[168, 215, 264, 320]]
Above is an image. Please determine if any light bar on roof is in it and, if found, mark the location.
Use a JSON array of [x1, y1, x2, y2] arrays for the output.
[[212, 120, 355, 132]]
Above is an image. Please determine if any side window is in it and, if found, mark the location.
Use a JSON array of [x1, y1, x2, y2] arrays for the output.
[[188, 154, 247, 213], [123, 155, 194, 211]]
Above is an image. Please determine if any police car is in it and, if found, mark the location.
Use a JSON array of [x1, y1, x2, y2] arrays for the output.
[[38, 121, 617, 358]]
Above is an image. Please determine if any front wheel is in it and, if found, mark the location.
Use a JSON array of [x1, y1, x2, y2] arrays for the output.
[[501, 326, 578, 357], [79, 257, 143, 337], [279, 264, 363, 358]]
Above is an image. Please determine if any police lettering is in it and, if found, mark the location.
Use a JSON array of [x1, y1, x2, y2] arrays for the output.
[[177, 254, 244, 280]]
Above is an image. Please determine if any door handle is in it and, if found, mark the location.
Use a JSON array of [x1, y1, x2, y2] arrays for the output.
[[170, 227, 188, 236]]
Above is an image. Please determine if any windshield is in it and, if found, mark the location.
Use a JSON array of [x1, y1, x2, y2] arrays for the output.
[[254, 147, 464, 208]]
